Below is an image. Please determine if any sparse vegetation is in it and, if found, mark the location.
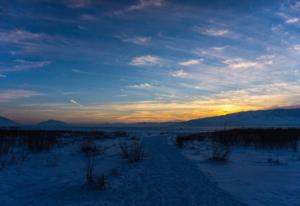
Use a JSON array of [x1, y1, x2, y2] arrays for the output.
[[176, 133, 207, 148], [176, 128, 300, 149], [80, 141, 104, 156], [80, 141, 103, 185], [128, 139, 145, 163], [119, 141, 129, 159], [0, 128, 106, 169], [94, 174, 109, 190], [209, 142, 230, 162], [113, 131, 128, 137], [119, 138, 145, 163]]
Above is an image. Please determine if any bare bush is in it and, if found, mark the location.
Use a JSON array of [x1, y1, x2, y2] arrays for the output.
[[110, 168, 121, 177], [80, 141, 103, 157], [119, 141, 129, 159], [176, 133, 207, 148], [81, 141, 103, 185], [209, 142, 230, 162], [94, 174, 109, 190], [128, 139, 145, 163], [119, 139, 145, 163], [113, 131, 128, 137]]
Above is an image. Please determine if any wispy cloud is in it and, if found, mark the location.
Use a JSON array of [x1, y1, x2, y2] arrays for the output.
[[171, 70, 190, 78], [65, 0, 91, 8], [0, 60, 51, 72], [128, 83, 154, 89], [0, 74, 7, 78], [71, 69, 94, 75], [70, 99, 82, 106], [180, 83, 203, 90], [127, 0, 165, 11], [178, 59, 202, 66], [0, 90, 42, 102], [129, 55, 164, 66], [290, 44, 300, 52], [79, 14, 96, 21], [113, 0, 165, 15], [204, 28, 230, 37], [223, 57, 273, 69], [121, 36, 151, 45], [285, 17, 299, 24], [0, 29, 44, 44]]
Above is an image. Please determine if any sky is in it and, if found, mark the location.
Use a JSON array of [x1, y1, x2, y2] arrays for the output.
[[1, 0, 300, 124]]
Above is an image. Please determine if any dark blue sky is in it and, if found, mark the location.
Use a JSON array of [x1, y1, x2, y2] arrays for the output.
[[1, 0, 300, 123]]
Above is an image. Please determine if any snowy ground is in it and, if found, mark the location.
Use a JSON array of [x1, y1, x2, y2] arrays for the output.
[[0, 129, 245, 206], [179, 138, 300, 206]]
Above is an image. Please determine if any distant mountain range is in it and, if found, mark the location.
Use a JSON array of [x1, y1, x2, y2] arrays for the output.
[[180, 108, 300, 128], [1, 108, 300, 128], [37, 119, 68, 127], [0, 116, 17, 127]]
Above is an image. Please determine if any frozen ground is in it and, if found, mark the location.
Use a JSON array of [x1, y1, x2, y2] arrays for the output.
[[180, 139, 300, 206], [0, 130, 245, 206]]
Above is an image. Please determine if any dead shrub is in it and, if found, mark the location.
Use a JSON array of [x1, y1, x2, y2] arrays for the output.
[[119, 139, 145, 163], [94, 174, 109, 190], [176, 133, 207, 148], [209, 142, 230, 162], [80, 141, 103, 157], [81, 141, 103, 185], [128, 139, 145, 163], [110, 168, 121, 177], [113, 131, 128, 137], [119, 141, 129, 159]]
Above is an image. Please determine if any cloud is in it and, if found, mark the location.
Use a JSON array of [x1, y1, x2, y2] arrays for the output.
[[223, 57, 273, 69], [178, 59, 202, 66], [0, 29, 43, 44], [129, 55, 164, 66], [113, 0, 165, 15], [122, 36, 151, 45], [128, 83, 154, 89], [65, 0, 91, 8], [0, 60, 51, 72], [79, 14, 96, 21], [171, 70, 190, 78], [7, 82, 300, 123], [70, 99, 82, 106], [285, 17, 299, 24], [71, 69, 94, 75], [0, 90, 42, 102], [290, 44, 300, 52], [0, 74, 7, 78], [204, 29, 230, 37], [128, 0, 165, 11], [180, 83, 202, 90]]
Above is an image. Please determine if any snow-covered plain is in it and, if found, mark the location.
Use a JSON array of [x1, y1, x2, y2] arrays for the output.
[[179, 138, 300, 206], [1, 127, 298, 206], [0, 128, 246, 206]]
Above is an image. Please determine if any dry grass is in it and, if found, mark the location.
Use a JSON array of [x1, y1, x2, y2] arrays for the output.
[[119, 138, 145, 163]]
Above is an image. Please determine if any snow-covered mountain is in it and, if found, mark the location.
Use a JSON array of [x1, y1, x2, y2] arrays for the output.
[[37, 119, 68, 128], [180, 108, 300, 127], [0, 116, 17, 127]]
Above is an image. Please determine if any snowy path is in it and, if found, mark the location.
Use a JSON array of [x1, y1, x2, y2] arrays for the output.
[[103, 135, 247, 206], [1, 134, 247, 206]]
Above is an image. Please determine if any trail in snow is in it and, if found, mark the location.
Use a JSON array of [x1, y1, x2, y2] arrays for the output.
[[103, 134, 246, 206], [1, 134, 247, 206]]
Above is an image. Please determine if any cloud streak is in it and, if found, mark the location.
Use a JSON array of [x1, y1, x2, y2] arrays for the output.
[[121, 36, 151, 45], [70, 99, 82, 106], [0, 90, 42, 102], [130, 55, 164, 66], [0, 60, 51, 72], [128, 83, 154, 89], [178, 59, 202, 66]]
